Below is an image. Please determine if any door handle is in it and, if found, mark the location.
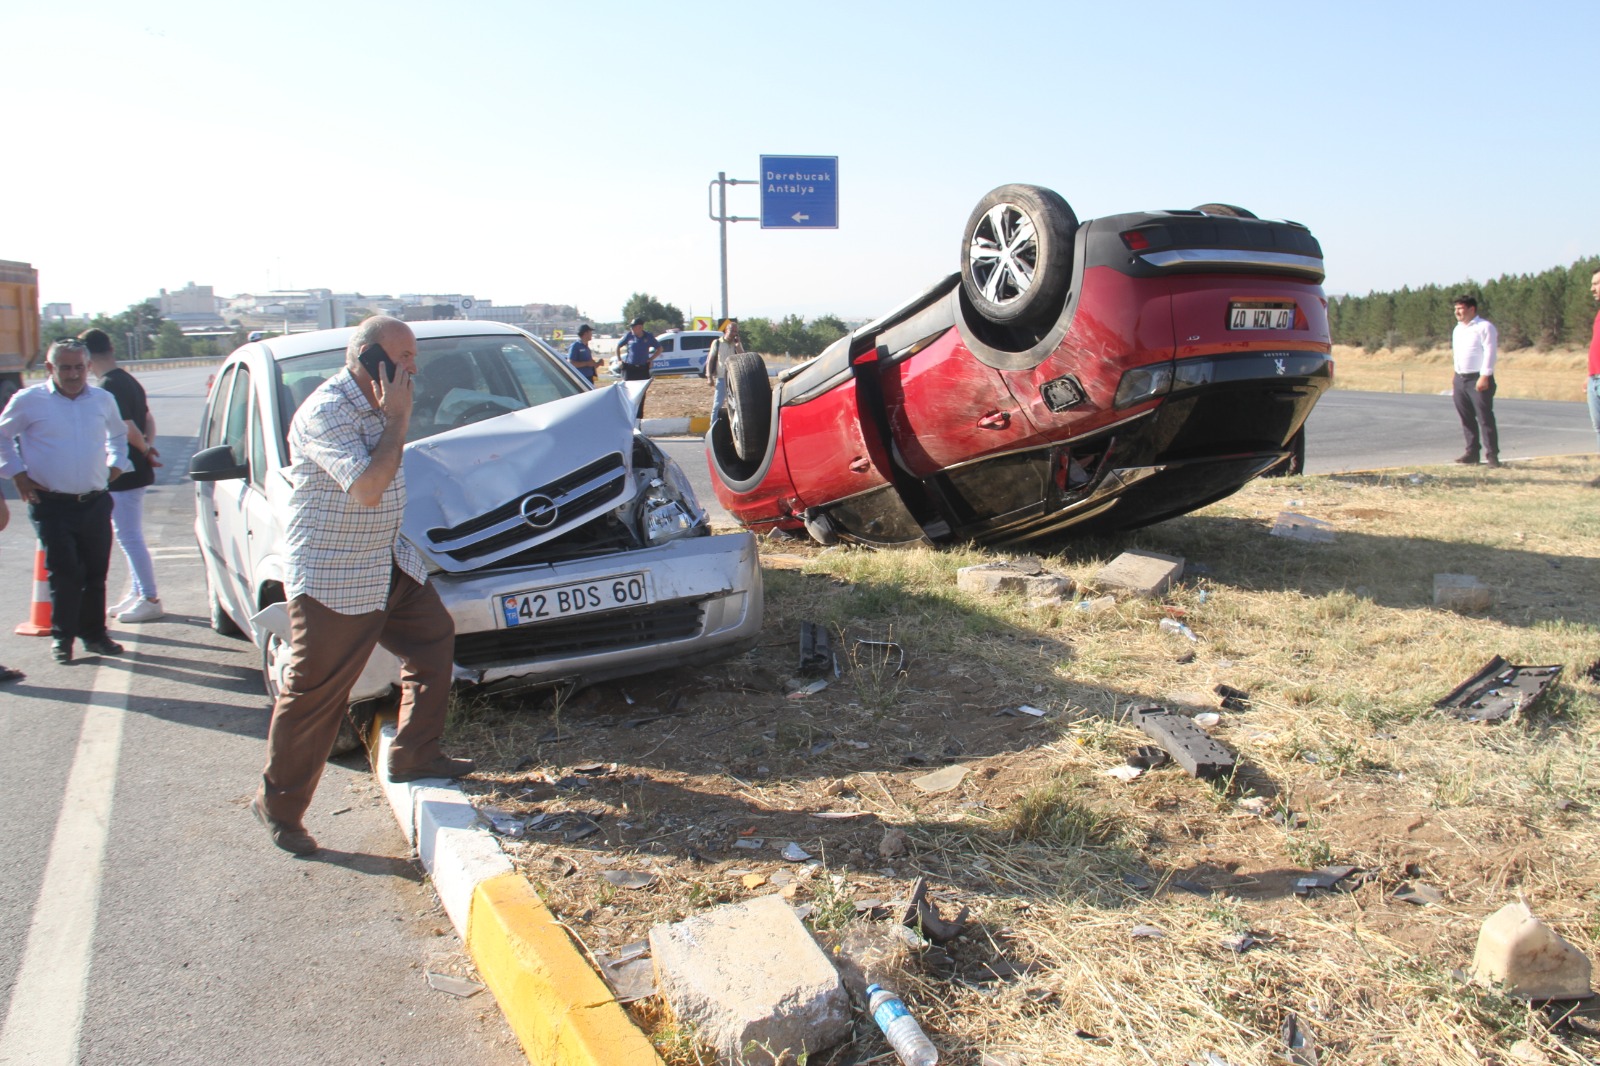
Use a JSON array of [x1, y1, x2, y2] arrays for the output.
[[977, 411, 1011, 429]]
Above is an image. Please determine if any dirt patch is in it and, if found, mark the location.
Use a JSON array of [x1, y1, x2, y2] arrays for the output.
[[632, 374, 717, 421]]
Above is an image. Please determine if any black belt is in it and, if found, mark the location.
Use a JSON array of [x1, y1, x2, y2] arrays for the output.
[[36, 488, 107, 503]]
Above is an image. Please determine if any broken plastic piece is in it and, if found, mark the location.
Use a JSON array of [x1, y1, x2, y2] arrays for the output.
[[1130, 924, 1166, 939], [426, 971, 485, 998], [787, 678, 830, 699], [1434, 657, 1563, 723], [780, 842, 812, 862], [852, 639, 906, 676], [1393, 883, 1445, 907], [1134, 705, 1236, 778], [601, 870, 658, 890], [798, 621, 836, 677], [1270, 512, 1335, 543], [1127, 745, 1170, 770], [1279, 1013, 1319, 1065], [902, 876, 969, 944]]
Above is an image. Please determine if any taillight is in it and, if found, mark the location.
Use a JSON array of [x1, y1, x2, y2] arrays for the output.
[[1120, 230, 1150, 250]]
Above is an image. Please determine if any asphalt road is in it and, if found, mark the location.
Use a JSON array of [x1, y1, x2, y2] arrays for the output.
[[0, 364, 521, 1066]]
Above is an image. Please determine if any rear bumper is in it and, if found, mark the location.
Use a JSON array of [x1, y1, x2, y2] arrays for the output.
[[435, 531, 763, 689]]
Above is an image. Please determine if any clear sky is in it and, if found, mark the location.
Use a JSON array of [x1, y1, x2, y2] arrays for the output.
[[7, 0, 1595, 322]]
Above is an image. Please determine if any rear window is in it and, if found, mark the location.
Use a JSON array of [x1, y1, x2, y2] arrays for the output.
[[274, 335, 586, 447]]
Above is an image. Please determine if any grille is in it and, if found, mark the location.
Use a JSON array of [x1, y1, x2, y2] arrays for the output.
[[453, 600, 706, 667], [426, 453, 628, 563]]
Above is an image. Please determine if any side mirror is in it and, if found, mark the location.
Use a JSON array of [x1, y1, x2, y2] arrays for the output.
[[188, 444, 249, 482]]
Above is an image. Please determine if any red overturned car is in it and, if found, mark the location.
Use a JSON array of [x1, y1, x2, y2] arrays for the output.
[[705, 184, 1332, 546]]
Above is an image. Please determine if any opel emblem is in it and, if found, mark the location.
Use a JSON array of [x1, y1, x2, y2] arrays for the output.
[[519, 493, 558, 529]]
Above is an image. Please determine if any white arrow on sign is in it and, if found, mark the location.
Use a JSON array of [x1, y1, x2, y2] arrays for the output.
[[791, 212, 809, 223]]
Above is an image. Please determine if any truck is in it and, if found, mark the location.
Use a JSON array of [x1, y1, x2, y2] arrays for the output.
[[0, 260, 40, 407]]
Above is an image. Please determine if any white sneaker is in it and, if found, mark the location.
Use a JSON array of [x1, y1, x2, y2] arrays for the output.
[[109, 593, 139, 618], [118, 598, 165, 623]]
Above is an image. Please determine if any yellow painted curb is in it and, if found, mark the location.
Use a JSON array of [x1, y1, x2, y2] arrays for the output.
[[687, 414, 710, 435], [468, 872, 665, 1066]]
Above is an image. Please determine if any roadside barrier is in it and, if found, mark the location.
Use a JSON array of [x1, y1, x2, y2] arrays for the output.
[[15, 541, 51, 636]]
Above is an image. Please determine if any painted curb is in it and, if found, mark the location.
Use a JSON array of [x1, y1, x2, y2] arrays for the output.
[[639, 414, 710, 437], [367, 716, 665, 1066]]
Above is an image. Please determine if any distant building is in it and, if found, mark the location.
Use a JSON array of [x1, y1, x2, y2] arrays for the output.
[[43, 302, 72, 321], [156, 282, 225, 327]]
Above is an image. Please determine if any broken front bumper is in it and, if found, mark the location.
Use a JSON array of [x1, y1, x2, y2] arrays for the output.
[[434, 531, 764, 690]]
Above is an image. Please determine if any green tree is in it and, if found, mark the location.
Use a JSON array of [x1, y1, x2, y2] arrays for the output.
[[809, 314, 849, 351], [1562, 258, 1600, 345], [621, 293, 684, 333], [155, 321, 192, 360]]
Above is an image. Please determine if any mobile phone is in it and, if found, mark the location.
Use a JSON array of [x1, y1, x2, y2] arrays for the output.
[[358, 343, 396, 382]]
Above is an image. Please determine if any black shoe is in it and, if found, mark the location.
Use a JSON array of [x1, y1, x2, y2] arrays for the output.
[[52, 641, 73, 664], [1454, 453, 1480, 465], [388, 756, 477, 783], [1485, 456, 1502, 468], [0, 666, 23, 684], [251, 794, 319, 856], [82, 638, 124, 656]]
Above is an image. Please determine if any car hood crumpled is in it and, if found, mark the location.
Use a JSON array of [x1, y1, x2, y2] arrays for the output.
[[400, 380, 650, 565]]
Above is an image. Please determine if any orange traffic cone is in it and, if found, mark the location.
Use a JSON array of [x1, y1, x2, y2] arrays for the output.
[[15, 540, 51, 636]]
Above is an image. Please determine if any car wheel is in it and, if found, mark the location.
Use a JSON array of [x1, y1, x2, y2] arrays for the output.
[[961, 184, 1078, 328], [207, 570, 244, 638], [724, 351, 771, 462], [1193, 203, 1258, 218], [261, 621, 363, 756]]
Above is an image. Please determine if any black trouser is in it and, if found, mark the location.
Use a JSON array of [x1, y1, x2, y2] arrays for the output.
[[621, 363, 651, 381], [1452, 372, 1498, 460], [29, 491, 114, 645]]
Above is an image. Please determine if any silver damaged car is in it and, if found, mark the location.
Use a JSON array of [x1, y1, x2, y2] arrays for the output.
[[189, 320, 763, 723]]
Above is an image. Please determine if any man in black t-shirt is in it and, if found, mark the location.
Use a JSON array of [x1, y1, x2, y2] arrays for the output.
[[83, 329, 164, 622]]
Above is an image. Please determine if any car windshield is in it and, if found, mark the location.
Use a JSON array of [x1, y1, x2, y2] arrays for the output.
[[274, 334, 586, 446]]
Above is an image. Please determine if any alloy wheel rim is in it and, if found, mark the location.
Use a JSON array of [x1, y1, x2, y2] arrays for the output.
[[968, 202, 1039, 306]]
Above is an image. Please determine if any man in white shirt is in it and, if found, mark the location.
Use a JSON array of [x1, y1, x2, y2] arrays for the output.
[[1450, 294, 1500, 468], [0, 339, 128, 663]]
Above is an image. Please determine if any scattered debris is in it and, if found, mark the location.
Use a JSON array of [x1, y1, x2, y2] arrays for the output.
[[1134, 705, 1237, 778], [879, 827, 910, 858], [780, 842, 812, 862], [1130, 924, 1166, 939], [1127, 745, 1170, 770], [787, 678, 831, 699], [1121, 873, 1154, 892], [594, 941, 656, 1003], [1293, 866, 1363, 896], [1102, 764, 1143, 782], [1214, 683, 1251, 711], [1470, 902, 1594, 1000], [478, 806, 526, 838], [1433, 573, 1494, 612], [1016, 704, 1046, 717], [798, 621, 836, 677], [1076, 594, 1117, 612], [425, 971, 485, 998], [1221, 933, 1258, 954], [602, 870, 658, 890], [1169, 879, 1212, 896], [1434, 657, 1563, 723], [1277, 1013, 1319, 1065], [561, 818, 600, 843], [1193, 712, 1221, 729], [1094, 549, 1185, 598], [1392, 882, 1445, 906], [902, 876, 969, 944], [852, 639, 906, 675], [733, 837, 766, 850], [1159, 617, 1199, 642], [740, 873, 766, 889], [1270, 512, 1335, 543], [911, 764, 970, 794]]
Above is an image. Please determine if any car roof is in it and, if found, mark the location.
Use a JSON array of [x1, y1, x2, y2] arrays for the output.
[[249, 319, 527, 362], [658, 330, 722, 339]]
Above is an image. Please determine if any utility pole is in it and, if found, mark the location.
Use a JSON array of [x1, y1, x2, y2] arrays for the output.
[[706, 171, 758, 322]]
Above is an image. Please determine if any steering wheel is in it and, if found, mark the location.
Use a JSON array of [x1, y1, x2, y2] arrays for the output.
[[450, 401, 511, 428]]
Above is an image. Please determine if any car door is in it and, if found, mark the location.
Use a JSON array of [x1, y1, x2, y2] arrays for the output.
[[210, 365, 257, 627]]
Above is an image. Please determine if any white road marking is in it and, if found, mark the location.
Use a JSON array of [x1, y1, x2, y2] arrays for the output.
[[0, 660, 132, 1066]]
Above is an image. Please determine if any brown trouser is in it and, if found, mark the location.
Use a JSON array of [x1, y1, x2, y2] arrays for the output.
[[260, 570, 454, 826]]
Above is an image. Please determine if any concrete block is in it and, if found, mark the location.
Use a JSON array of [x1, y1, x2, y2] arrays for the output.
[[1434, 573, 1493, 612], [1093, 550, 1184, 598], [957, 558, 1073, 602], [415, 785, 515, 939], [1470, 902, 1593, 999], [650, 895, 850, 1065]]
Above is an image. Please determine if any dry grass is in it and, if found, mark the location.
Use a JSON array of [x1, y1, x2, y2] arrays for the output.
[[449, 455, 1600, 1065], [1332, 343, 1590, 402]]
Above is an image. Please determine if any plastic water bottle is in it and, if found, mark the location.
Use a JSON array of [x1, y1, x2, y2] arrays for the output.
[[866, 983, 938, 1066]]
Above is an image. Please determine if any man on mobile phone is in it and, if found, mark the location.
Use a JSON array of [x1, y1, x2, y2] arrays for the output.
[[252, 315, 473, 856]]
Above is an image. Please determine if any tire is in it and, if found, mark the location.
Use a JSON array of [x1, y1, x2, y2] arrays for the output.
[[207, 571, 244, 638], [724, 351, 772, 462], [961, 184, 1078, 328], [1193, 203, 1258, 218]]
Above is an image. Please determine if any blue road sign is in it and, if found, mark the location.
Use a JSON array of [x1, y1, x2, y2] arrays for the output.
[[759, 155, 838, 229]]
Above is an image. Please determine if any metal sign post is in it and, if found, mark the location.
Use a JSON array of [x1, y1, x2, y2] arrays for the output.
[[706, 171, 758, 323]]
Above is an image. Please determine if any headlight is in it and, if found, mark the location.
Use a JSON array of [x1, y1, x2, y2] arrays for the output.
[[1113, 364, 1173, 409], [639, 458, 707, 545]]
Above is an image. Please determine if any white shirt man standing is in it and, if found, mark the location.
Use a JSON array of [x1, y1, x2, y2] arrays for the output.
[[0, 339, 128, 662], [1450, 294, 1500, 467]]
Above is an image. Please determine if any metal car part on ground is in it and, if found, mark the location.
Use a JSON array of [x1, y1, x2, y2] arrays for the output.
[[705, 185, 1330, 546], [188, 320, 763, 731]]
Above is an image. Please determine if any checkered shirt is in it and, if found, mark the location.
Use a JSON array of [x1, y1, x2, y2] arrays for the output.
[[283, 369, 428, 614]]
